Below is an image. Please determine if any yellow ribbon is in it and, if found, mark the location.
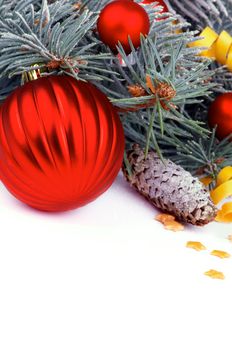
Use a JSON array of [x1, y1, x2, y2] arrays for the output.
[[189, 26, 232, 71], [210, 167, 232, 222], [215, 203, 232, 223]]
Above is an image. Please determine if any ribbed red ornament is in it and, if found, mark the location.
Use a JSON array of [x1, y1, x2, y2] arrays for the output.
[[0, 76, 124, 212]]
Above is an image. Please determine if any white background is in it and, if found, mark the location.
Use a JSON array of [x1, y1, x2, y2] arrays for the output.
[[0, 172, 232, 350]]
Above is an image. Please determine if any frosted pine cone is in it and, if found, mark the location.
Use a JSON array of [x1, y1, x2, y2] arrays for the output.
[[122, 144, 218, 226]]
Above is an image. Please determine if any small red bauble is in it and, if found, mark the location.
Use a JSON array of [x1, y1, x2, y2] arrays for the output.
[[208, 92, 232, 140], [97, 0, 150, 54], [0, 76, 125, 212]]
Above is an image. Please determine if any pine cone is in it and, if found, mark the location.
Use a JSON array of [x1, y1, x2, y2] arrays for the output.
[[122, 144, 218, 226]]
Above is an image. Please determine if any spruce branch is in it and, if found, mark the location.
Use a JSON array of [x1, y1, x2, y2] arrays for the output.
[[168, 0, 232, 28], [167, 0, 232, 174], [169, 0, 232, 92], [92, 21, 216, 157], [0, 0, 115, 99]]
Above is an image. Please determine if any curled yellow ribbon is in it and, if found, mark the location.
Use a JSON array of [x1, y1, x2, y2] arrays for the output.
[[215, 203, 232, 223], [216, 166, 232, 186], [210, 167, 232, 222], [189, 26, 232, 71]]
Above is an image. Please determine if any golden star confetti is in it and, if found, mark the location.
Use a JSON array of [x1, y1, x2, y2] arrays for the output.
[[210, 250, 231, 259], [204, 270, 225, 280], [155, 213, 184, 232], [186, 241, 207, 251]]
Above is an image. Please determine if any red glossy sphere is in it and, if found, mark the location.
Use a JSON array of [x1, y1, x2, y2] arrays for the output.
[[97, 0, 150, 54], [0, 76, 125, 212], [208, 92, 232, 140]]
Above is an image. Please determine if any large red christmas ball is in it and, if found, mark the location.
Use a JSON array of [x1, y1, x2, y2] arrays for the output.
[[97, 0, 150, 54], [208, 92, 232, 140], [0, 76, 125, 212]]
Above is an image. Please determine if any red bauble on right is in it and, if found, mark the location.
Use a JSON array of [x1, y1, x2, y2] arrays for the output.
[[208, 92, 232, 140], [97, 0, 150, 54], [0, 76, 125, 212]]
